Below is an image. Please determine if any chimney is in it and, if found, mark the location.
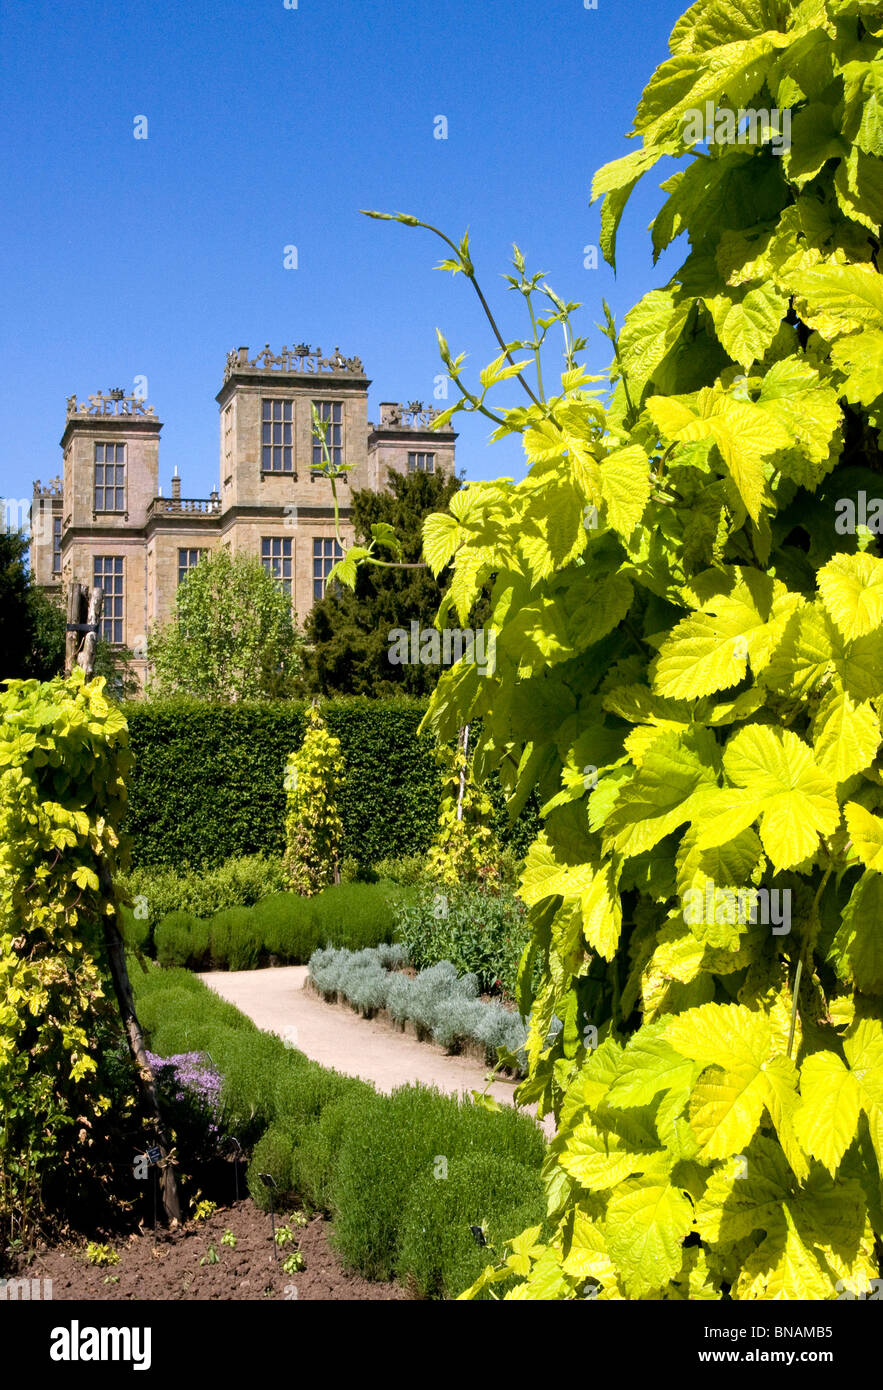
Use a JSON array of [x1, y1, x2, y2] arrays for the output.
[[171, 466, 181, 502]]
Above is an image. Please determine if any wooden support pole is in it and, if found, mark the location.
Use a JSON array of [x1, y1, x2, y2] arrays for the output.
[[456, 724, 470, 822], [99, 866, 184, 1226], [64, 582, 83, 677]]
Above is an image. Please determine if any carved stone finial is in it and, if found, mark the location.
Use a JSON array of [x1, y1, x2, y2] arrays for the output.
[[224, 341, 363, 377]]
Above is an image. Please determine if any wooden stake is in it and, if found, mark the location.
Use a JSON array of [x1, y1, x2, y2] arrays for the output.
[[456, 724, 470, 822], [99, 867, 183, 1226], [64, 582, 83, 677]]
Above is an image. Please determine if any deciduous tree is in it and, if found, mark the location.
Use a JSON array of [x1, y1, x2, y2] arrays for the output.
[[147, 547, 301, 702]]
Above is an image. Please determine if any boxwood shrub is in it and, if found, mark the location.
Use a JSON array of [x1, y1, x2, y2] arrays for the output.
[[396, 1152, 546, 1299], [131, 959, 546, 1295], [153, 881, 408, 970]]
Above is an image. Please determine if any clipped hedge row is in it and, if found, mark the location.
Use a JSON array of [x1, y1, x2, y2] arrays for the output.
[[309, 946, 530, 1066], [131, 960, 545, 1297], [122, 698, 440, 868], [154, 881, 411, 969], [120, 699, 539, 868], [117, 854, 287, 947]]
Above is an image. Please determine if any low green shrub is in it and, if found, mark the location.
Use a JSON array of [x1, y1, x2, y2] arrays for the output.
[[124, 980, 184, 1055], [248, 891, 314, 960], [289, 1088, 370, 1213], [394, 884, 530, 996], [155, 912, 210, 970], [208, 907, 261, 971], [117, 854, 287, 944], [248, 1126, 295, 1209], [330, 1083, 545, 1281], [214, 1031, 307, 1145], [396, 1153, 546, 1298], [371, 854, 432, 886], [151, 881, 407, 971], [129, 962, 257, 1066], [310, 880, 407, 950], [271, 1059, 367, 1130]]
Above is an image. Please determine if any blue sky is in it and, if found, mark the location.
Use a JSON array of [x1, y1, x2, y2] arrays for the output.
[[0, 0, 688, 508]]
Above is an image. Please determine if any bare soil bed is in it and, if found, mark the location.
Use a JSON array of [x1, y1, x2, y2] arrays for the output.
[[11, 1199, 406, 1302]]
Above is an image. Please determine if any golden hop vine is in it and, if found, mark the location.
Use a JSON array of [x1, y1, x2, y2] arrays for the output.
[[0, 670, 132, 1244], [350, 0, 883, 1300], [283, 705, 345, 896], [427, 728, 502, 887]]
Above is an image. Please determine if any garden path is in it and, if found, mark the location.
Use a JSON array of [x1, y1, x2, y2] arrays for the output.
[[202, 965, 555, 1135]]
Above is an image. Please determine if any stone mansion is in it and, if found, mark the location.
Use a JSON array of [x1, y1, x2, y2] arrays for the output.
[[29, 343, 456, 687]]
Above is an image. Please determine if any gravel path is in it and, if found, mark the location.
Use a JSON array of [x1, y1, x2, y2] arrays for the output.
[[202, 965, 551, 1130]]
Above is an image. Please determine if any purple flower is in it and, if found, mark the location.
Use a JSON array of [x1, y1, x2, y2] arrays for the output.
[[145, 1051, 223, 1125]]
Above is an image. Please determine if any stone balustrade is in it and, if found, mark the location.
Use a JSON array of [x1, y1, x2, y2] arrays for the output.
[[148, 496, 221, 517]]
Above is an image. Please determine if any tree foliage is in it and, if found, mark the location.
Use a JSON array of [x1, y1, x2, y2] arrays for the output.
[[0, 531, 67, 681], [147, 547, 301, 702], [298, 468, 461, 697], [360, 0, 883, 1299]]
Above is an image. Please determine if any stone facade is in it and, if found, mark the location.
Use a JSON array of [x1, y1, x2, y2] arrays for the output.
[[30, 348, 456, 691]]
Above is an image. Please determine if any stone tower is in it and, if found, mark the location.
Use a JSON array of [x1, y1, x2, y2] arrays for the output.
[[58, 388, 161, 682], [215, 343, 372, 617]]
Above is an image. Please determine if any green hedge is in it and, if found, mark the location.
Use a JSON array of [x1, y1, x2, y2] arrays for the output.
[[121, 698, 539, 868], [121, 698, 440, 868], [154, 881, 410, 969], [131, 960, 545, 1295]]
